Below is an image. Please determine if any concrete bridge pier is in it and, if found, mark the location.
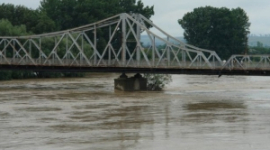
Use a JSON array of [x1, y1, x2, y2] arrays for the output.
[[114, 73, 147, 91]]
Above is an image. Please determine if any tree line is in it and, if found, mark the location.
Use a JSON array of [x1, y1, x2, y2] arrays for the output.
[[249, 41, 270, 55]]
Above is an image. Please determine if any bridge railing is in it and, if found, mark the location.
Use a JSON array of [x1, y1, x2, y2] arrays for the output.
[[0, 57, 221, 69], [223, 55, 270, 70]]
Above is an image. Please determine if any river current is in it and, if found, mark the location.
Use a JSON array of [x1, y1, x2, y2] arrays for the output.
[[0, 74, 270, 150]]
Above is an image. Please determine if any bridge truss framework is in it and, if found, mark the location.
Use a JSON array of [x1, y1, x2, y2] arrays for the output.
[[0, 13, 269, 75]]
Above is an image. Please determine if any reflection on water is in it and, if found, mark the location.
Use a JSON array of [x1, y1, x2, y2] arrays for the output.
[[16, 107, 63, 112], [182, 101, 248, 124], [1, 74, 270, 150], [184, 101, 246, 111]]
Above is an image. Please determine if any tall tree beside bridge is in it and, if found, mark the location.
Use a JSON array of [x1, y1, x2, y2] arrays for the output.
[[178, 6, 250, 59]]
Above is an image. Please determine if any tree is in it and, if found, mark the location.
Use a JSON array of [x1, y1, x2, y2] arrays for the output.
[[39, 0, 154, 30], [0, 19, 28, 36], [249, 42, 270, 55], [0, 3, 56, 34], [178, 6, 250, 59], [143, 74, 172, 91], [256, 41, 263, 48]]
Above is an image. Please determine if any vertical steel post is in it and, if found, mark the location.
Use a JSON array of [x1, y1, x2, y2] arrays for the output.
[[0, 40, 2, 63], [29, 39, 32, 64], [121, 14, 126, 66], [4, 40, 6, 58], [13, 40, 15, 62], [39, 38, 41, 64], [108, 26, 112, 65], [199, 55, 202, 67], [182, 50, 186, 67], [0, 40, 1, 62], [0, 40, 3, 62], [136, 14, 141, 66], [213, 55, 215, 68], [264, 56, 267, 68], [54, 37, 57, 65], [81, 34, 84, 65], [66, 34, 68, 64], [167, 37, 170, 66], [152, 36, 155, 66], [94, 25, 97, 66]]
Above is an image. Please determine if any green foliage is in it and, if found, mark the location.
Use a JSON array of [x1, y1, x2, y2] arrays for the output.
[[0, 19, 28, 36], [0, 71, 12, 80], [256, 41, 263, 48], [249, 44, 270, 55], [178, 6, 250, 59], [40, 0, 154, 30], [33, 11, 56, 33], [0, 3, 55, 34], [1, 1, 154, 34], [143, 74, 172, 91]]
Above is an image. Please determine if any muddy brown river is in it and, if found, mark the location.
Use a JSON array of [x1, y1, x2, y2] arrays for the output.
[[0, 74, 270, 150]]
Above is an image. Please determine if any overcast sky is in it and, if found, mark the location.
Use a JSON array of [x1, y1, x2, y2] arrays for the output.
[[0, 0, 269, 36]]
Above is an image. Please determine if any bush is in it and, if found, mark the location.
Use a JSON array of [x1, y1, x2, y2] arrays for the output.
[[143, 74, 172, 91]]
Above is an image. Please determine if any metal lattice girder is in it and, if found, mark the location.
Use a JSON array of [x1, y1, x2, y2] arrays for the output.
[[223, 55, 270, 70], [127, 14, 224, 69], [0, 13, 241, 70]]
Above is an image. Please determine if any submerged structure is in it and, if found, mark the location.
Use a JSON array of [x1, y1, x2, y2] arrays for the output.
[[114, 73, 147, 91]]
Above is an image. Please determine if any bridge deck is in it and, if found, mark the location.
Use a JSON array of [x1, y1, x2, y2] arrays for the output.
[[1, 64, 269, 76]]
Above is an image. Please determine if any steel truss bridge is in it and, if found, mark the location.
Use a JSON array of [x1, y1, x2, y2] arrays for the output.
[[0, 13, 270, 76]]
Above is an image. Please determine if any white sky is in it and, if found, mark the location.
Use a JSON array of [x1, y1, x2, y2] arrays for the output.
[[0, 0, 269, 36]]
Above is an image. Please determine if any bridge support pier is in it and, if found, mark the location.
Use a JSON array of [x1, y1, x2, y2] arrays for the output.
[[114, 73, 147, 91]]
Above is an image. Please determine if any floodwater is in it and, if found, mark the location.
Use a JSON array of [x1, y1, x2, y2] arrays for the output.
[[0, 74, 270, 150]]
